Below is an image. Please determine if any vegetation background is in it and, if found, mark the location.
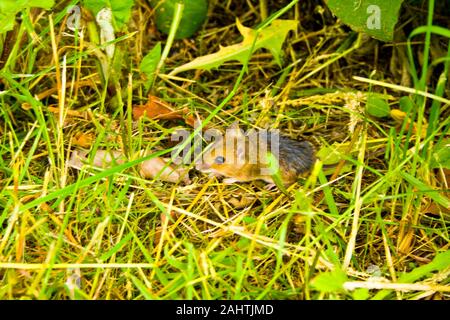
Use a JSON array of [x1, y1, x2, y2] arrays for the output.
[[0, 0, 449, 299]]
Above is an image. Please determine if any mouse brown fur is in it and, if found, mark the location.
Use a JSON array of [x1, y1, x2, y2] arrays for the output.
[[197, 122, 315, 186]]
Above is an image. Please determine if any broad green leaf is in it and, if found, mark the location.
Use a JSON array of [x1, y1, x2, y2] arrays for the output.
[[311, 268, 348, 293], [325, 0, 403, 41], [150, 0, 207, 39], [399, 250, 450, 283], [430, 139, 450, 169], [399, 96, 414, 112], [236, 237, 250, 249], [316, 143, 354, 175], [82, 0, 134, 30], [169, 19, 298, 75], [0, 0, 54, 33], [366, 95, 390, 118], [242, 216, 257, 224], [140, 43, 161, 75], [317, 144, 350, 165], [353, 288, 370, 300], [140, 42, 161, 91]]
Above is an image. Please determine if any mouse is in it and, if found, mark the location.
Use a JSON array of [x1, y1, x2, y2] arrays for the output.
[[196, 122, 316, 186]]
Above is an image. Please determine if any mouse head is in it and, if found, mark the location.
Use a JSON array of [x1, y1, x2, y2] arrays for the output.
[[197, 122, 249, 177]]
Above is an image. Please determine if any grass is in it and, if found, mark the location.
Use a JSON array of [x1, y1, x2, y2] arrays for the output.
[[0, 0, 449, 300]]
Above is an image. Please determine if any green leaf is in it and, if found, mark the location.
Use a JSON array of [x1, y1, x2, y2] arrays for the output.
[[316, 143, 354, 175], [366, 95, 390, 118], [399, 250, 450, 283], [266, 151, 289, 195], [242, 216, 257, 224], [430, 139, 450, 169], [311, 268, 348, 293], [400, 171, 450, 209], [128, 274, 155, 299], [169, 19, 297, 75], [373, 250, 450, 300], [150, 0, 207, 39], [139, 42, 161, 91], [317, 145, 343, 165], [99, 232, 133, 261], [82, 0, 134, 30], [0, 0, 55, 34], [352, 288, 370, 300], [399, 96, 414, 113], [164, 246, 187, 270], [236, 237, 250, 250], [325, 0, 403, 41]]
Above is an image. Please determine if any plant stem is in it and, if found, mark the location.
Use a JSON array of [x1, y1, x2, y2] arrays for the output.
[[260, 0, 268, 21], [154, 2, 184, 80]]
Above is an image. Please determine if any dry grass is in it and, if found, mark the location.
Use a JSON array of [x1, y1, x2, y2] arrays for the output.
[[0, 0, 449, 299]]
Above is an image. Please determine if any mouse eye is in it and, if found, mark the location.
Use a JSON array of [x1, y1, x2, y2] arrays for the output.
[[214, 156, 225, 164]]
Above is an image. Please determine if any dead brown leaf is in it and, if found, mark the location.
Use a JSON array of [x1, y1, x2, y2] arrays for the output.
[[390, 109, 428, 137], [132, 95, 197, 127], [228, 195, 255, 209], [71, 132, 94, 148], [423, 168, 450, 216], [397, 227, 415, 255], [424, 203, 450, 215]]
